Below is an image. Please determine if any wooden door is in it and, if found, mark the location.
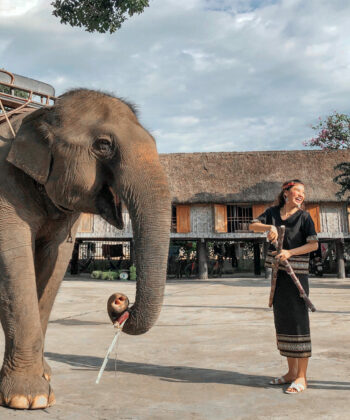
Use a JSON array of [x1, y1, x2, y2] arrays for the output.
[[306, 203, 321, 233], [252, 203, 268, 220], [78, 213, 93, 233], [176, 205, 191, 233], [214, 204, 227, 233]]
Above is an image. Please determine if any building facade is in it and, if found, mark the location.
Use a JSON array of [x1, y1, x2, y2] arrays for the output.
[[76, 150, 350, 277]]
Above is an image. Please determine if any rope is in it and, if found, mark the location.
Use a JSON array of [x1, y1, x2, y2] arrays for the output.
[[0, 99, 15, 138]]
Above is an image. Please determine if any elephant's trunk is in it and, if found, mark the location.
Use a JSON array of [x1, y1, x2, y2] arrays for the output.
[[112, 157, 171, 335]]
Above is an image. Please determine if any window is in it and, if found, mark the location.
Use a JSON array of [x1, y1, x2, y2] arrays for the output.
[[227, 205, 252, 232], [171, 205, 177, 233]]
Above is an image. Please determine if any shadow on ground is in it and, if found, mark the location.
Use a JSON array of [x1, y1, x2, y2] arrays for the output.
[[45, 352, 350, 390]]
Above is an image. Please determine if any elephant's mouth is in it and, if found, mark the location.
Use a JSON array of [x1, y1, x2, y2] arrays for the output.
[[55, 203, 74, 213], [96, 184, 124, 230]]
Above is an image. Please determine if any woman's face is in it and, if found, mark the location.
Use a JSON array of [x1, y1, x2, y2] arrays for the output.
[[285, 183, 305, 207]]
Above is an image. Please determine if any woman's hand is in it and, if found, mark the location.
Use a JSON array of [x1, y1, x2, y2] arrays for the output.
[[272, 249, 293, 261], [267, 225, 278, 242]]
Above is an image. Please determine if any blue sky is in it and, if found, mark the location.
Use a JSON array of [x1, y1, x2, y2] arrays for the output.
[[1, 0, 350, 154]]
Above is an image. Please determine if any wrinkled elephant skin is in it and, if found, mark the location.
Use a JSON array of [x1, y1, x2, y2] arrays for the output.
[[0, 90, 171, 409]]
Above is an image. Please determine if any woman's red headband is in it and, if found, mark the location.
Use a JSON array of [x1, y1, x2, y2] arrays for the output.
[[282, 182, 297, 190]]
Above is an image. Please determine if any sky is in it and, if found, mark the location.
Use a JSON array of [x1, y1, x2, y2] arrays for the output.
[[1, 0, 350, 154]]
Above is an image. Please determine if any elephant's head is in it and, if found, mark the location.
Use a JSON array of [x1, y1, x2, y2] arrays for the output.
[[6, 89, 171, 335]]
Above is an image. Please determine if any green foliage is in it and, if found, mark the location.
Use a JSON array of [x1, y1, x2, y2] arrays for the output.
[[102, 270, 119, 280], [91, 270, 103, 279], [51, 0, 149, 33], [334, 162, 350, 199], [304, 112, 350, 150], [129, 264, 137, 280], [304, 112, 350, 199], [91, 270, 119, 280]]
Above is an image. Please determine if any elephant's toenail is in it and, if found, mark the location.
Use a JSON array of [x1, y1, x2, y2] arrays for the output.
[[48, 392, 56, 407], [31, 395, 48, 409], [43, 372, 51, 381], [9, 395, 30, 409]]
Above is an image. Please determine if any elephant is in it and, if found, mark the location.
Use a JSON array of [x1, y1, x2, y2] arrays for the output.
[[0, 89, 171, 409]]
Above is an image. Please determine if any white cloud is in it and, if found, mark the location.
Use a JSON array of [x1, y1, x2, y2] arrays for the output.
[[168, 116, 200, 126], [1, 0, 350, 154], [0, 0, 39, 17]]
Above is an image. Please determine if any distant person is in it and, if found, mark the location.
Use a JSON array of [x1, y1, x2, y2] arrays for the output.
[[249, 180, 318, 394]]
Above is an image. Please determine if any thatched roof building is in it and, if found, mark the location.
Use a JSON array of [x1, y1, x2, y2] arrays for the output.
[[160, 150, 350, 204]]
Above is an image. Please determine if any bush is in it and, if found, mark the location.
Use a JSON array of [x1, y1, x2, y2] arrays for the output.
[[129, 265, 137, 280], [91, 270, 103, 279], [91, 270, 120, 281]]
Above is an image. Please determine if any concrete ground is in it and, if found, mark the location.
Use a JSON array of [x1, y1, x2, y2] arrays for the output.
[[1, 274, 350, 419]]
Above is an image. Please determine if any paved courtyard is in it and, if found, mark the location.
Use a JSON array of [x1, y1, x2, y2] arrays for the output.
[[1, 274, 350, 419]]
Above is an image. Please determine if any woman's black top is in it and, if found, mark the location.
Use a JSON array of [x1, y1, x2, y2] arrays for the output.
[[252, 206, 318, 274]]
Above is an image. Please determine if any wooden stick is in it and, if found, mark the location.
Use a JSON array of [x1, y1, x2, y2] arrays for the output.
[[279, 259, 316, 312], [269, 225, 316, 312], [269, 226, 285, 307]]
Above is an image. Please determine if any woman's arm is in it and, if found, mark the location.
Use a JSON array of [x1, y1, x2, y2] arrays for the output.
[[249, 222, 278, 242], [274, 241, 318, 261]]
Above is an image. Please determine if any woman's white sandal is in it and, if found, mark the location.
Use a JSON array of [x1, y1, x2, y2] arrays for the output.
[[285, 382, 305, 394], [269, 376, 290, 385]]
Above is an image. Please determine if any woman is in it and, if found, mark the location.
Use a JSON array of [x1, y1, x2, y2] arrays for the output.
[[249, 180, 318, 394]]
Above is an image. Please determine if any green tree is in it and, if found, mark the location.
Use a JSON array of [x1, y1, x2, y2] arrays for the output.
[[303, 112, 350, 150], [303, 112, 350, 198], [51, 0, 149, 33]]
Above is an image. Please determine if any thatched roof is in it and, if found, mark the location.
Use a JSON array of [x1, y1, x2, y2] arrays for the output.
[[159, 150, 350, 204]]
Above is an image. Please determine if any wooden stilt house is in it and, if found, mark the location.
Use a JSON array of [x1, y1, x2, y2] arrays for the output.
[[76, 150, 350, 278]]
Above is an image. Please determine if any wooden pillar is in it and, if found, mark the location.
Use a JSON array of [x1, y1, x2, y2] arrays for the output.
[[253, 241, 261, 276], [198, 239, 208, 279], [70, 240, 81, 275], [234, 243, 241, 270], [263, 242, 271, 280], [336, 239, 346, 279]]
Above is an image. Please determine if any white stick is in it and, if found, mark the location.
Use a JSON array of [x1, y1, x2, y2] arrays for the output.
[[95, 321, 126, 385]]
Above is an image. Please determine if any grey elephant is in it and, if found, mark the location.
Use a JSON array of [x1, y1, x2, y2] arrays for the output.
[[0, 89, 171, 409]]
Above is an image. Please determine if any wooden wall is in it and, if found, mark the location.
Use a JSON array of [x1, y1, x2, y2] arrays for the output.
[[76, 202, 350, 239]]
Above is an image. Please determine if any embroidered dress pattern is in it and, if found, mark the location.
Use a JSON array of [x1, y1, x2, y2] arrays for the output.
[[265, 252, 310, 274], [277, 334, 312, 358]]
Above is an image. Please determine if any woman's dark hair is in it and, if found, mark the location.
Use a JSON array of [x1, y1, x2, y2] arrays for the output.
[[275, 179, 304, 208]]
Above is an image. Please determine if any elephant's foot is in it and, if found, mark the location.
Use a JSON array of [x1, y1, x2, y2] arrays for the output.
[[43, 357, 52, 382], [0, 373, 55, 409]]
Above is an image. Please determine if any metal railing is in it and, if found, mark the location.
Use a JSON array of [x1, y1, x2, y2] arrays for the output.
[[227, 205, 252, 232], [0, 69, 56, 130]]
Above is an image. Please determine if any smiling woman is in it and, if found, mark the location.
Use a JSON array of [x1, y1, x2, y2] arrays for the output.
[[249, 179, 318, 394]]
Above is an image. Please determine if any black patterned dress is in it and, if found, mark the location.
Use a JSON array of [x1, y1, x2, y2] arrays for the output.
[[252, 206, 318, 358]]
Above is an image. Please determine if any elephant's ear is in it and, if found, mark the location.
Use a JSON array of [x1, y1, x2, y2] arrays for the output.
[[6, 108, 53, 184]]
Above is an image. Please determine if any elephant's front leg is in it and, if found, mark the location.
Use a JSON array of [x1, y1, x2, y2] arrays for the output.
[[0, 228, 54, 410], [35, 215, 80, 382]]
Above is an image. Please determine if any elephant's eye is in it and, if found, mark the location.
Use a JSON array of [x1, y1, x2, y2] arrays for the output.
[[93, 137, 114, 158]]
